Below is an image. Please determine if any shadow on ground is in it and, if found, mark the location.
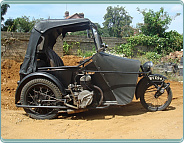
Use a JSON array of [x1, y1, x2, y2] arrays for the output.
[[58, 101, 175, 121]]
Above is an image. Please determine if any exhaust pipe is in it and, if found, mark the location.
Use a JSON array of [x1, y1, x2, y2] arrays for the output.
[[67, 109, 88, 114]]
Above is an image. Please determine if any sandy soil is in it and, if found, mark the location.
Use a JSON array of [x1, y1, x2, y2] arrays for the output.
[[1, 56, 183, 139]]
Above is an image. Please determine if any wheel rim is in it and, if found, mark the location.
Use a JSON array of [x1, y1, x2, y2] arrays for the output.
[[25, 83, 57, 115], [144, 84, 169, 110]]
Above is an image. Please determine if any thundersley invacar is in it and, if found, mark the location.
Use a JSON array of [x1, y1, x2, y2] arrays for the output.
[[15, 18, 172, 119]]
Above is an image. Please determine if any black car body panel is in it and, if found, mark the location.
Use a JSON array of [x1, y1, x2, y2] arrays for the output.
[[90, 52, 140, 105]]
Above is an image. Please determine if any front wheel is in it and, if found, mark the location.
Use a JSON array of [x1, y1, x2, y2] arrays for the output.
[[20, 78, 62, 119], [140, 82, 172, 111]]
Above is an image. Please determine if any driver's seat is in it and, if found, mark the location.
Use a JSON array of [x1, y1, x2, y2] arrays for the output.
[[45, 48, 64, 67]]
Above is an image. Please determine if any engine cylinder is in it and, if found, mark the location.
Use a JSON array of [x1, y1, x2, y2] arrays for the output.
[[80, 74, 92, 90]]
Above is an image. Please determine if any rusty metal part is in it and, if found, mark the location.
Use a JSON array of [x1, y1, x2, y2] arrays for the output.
[[64, 103, 78, 109], [67, 108, 88, 114]]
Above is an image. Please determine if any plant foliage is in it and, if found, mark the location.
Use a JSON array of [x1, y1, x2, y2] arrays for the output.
[[114, 31, 183, 60], [2, 16, 43, 32], [63, 41, 80, 55], [137, 7, 180, 37], [103, 5, 133, 37], [1, 4, 10, 21]]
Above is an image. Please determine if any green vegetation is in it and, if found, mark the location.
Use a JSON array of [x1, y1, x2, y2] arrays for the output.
[[63, 41, 72, 55], [63, 41, 80, 55], [15, 16, 42, 32], [114, 31, 182, 61], [63, 41, 95, 57], [70, 23, 110, 37], [77, 48, 96, 57], [1, 4, 10, 21], [137, 7, 177, 37], [103, 5, 133, 37], [70, 31, 87, 36], [1, 19, 17, 32], [2, 16, 43, 32]]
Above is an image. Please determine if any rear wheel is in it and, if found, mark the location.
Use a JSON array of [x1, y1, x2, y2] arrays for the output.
[[140, 82, 172, 111], [20, 78, 62, 119]]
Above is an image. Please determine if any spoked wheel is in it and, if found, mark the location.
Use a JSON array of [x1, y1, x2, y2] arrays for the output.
[[140, 82, 172, 111], [20, 78, 62, 119]]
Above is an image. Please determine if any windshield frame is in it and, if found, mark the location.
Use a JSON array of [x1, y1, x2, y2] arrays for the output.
[[91, 24, 102, 51]]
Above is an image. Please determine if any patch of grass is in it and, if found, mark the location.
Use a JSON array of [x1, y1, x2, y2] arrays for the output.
[[77, 48, 96, 57]]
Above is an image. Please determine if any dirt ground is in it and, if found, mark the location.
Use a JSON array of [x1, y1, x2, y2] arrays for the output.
[[1, 56, 183, 140]]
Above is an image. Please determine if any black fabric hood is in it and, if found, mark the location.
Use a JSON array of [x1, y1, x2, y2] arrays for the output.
[[20, 18, 92, 75], [34, 18, 91, 33]]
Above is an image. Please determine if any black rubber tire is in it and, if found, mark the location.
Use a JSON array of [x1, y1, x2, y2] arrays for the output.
[[20, 78, 62, 119], [140, 82, 172, 111]]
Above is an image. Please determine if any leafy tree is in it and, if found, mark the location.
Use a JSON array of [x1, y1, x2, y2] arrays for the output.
[[2, 16, 43, 32], [135, 23, 143, 34], [94, 23, 110, 37], [164, 30, 183, 52], [137, 7, 180, 37], [70, 30, 87, 36], [94, 23, 103, 36], [121, 25, 134, 37], [1, 4, 10, 21], [15, 16, 38, 32], [70, 23, 110, 37], [100, 27, 111, 37], [1, 18, 17, 32], [103, 5, 133, 37]]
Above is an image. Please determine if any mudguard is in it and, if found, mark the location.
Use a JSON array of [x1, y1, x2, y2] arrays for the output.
[[135, 74, 167, 100], [15, 72, 66, 104]]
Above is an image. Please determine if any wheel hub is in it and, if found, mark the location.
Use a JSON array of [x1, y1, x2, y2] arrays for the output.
[[33, 91, 47, 105], [154, 88, 165, 98]]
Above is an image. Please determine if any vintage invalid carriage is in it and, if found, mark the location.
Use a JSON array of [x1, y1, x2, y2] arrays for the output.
[[15, 18, 172, 119]]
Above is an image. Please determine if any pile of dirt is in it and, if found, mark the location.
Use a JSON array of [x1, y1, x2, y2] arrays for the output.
[[62, 55, 84, 66], [161, 51, 183, 62], [1, 55, 85, 110], [1, 59, 22, 110]]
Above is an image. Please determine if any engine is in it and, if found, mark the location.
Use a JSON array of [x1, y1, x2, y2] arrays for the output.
[[75, 90, 93, 108], [67, 74, 94, 109]]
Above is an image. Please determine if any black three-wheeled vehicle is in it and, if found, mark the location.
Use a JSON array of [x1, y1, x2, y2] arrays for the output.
[[15, 18, 172, 119]]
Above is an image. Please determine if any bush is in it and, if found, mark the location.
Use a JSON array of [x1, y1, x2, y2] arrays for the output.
[[114, 43, 132, 57], [145, 52, 162, 63], [77, 48, 96, 57], [63, 41, 80, 55], [63, 41, 72, 55], [114, 31, 183, 59], [164, 30, 183, 52]]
